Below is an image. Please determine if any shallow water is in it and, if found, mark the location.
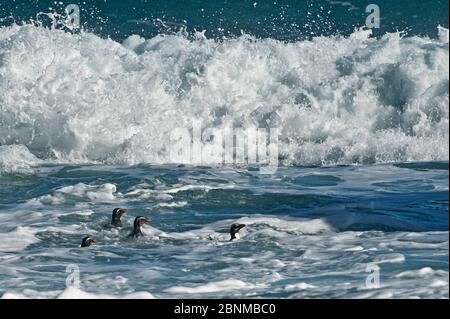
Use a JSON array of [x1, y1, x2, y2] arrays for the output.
[[0, 162, 447, 298]]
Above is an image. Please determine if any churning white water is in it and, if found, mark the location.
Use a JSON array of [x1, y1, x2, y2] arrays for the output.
[[0, 24, 448, 168]]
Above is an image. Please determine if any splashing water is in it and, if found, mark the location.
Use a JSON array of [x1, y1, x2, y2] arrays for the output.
[[0, 24, 448, 167]]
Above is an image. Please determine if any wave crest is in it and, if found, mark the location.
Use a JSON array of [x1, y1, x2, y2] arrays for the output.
[[0, 25, 448, 166]]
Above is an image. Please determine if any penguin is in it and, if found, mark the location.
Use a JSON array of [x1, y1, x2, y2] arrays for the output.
[[230, 223, 246, 241], [81, 236, 96, 247], [108, 208, 128, 228], [129, 216, 151, 238]]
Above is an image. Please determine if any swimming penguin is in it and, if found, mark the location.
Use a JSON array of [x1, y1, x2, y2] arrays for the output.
[[109, 208, 128, 228], [81, 236, 96, 247], [230, 223, 246, 241], [129, 216, 151, 238]]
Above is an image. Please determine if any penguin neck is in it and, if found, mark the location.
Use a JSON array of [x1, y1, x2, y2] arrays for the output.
[[81, 239, 92, 247], [111, 217, 122, 227], [230, 232, 240, 241], [133, 225, 144, 237]]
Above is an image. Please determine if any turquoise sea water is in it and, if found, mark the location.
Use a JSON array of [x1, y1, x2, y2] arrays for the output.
[[1, 0, 448, 40]]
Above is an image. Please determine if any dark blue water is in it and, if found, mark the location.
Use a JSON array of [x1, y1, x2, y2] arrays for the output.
[[1, 0, 448, 40]]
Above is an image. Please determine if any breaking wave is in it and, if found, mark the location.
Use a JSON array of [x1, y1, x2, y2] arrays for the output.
[[0, 24, 448, 167]]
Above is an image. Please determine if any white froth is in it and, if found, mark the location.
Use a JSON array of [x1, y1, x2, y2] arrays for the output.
[[0, 145, 42, 174], [56, 286, 155, 299], [57, 183, 117, 201], [154, 201, 188, 208], [284, 283, 317, 290], [164, 279, 263, 294], [1, 287, 154, 299], [236, 216, 333, 234], [1, 292, 28, 299], [0, 25, 447, 166], [373, 253, 406, 264], [0, 226, 39, 252], [429, 279, 449, 288], [395, 267, 447, 279]]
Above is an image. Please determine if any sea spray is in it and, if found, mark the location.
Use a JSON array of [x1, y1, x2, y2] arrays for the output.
[[0, 24, 448, 167]]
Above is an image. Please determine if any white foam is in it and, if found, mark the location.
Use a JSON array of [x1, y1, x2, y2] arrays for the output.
[[1, 287, 155, 299], [57, 286, 155, 299], [163, 185, 218, 194], [35, 194, 66, 205], [429, 279, 449, 287], [284, 283, 317, 290], [236, 216, 333, 235], [1, 292, 28, 299], [66, 209, 96, 216], [157, 215, 332, 242], [57, 183, 117, 201], [154, 201, 188, 208], [0, 145, 41, 174], [164, 279, 263, 294], [438, 25, 449, 43], [0, 226, 39, 252], [122, 34, 146, 50], [395, 267, 447, 279], [373, 253, 406, 264], [0, 25, 447, 166]]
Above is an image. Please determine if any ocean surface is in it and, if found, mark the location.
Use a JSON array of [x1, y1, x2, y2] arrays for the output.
[[0, 0, 448, 298]]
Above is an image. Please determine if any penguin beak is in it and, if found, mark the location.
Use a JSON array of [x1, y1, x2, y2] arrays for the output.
[[139, 217, 150, 224], [121, 208, 128, 215], [238, 224, 246, 230], [91, 238, 97, 243]]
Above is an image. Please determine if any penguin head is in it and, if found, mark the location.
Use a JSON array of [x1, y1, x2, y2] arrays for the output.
[[230, 223, 246, 241], [112, 208, 127, 219], [111, 208, 127, 227], [134, 216, 150, 229], [81, 236, 96, 247]]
